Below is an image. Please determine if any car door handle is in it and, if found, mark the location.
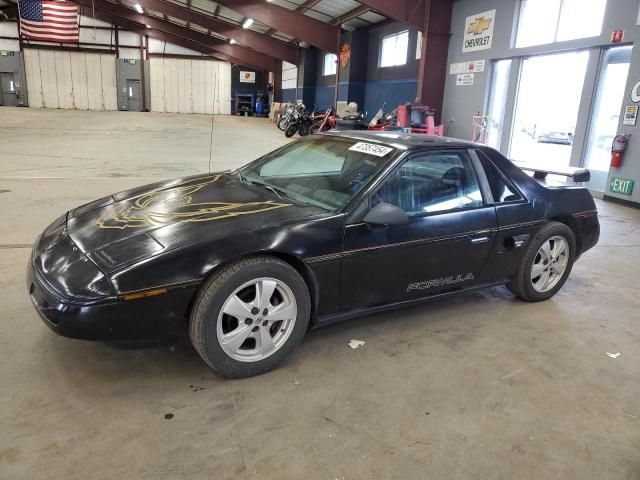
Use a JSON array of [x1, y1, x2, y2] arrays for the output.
[[470, 236, 489, 244]]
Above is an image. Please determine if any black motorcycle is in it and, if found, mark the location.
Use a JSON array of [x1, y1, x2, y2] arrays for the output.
[[285, 108, 314, 138]]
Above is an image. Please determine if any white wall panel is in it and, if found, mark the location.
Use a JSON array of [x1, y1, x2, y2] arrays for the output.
[[99, 54, 117, 110], [54, 51, 73, 109], [192, 59, 205, 113], [24, 49, 43, 108], [0, 23, 19, 51], [166, 58, 179, 113], [22, 49, 116, 110], [148, 38, 203, 56], [178, 60, 192, 113], [85, 54, 103, 110], [118, 47, 141, 60], [70, 52, 89, 110], [149, 57, 164, 112], [149, 58, 230, 114], [78, 28, 113, 45], [39, 50, 59, 109], [217, 62, 231, 114]]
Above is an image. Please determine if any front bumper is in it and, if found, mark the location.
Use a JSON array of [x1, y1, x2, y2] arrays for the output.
[[27, 254, 195, 342]]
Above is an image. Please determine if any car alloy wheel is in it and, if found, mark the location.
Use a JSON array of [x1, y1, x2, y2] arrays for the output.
[[530, 235, 569, 293], [216, 277, 297, 362]]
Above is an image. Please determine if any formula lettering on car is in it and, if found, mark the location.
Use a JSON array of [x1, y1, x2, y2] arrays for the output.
[[348, 142, 394, 157], [407, 273, 475, 292]]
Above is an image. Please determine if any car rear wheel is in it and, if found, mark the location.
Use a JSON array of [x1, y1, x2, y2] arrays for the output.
[[189, 256, 310, 378], [507, 221, 576, 302]]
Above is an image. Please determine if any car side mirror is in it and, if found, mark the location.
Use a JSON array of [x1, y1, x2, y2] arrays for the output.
[[362, 203, 410, 226]]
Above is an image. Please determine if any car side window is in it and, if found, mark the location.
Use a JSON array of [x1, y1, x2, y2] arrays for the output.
[[372, 151, 484, 215], [476, 151, 523, 203]]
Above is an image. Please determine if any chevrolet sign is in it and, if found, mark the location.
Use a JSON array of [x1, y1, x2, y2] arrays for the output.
[[463, 9, 496, 53]]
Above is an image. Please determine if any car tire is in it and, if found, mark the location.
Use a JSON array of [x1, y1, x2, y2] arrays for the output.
[[189, 256, 311, 378], [507, 221, 576, 302]]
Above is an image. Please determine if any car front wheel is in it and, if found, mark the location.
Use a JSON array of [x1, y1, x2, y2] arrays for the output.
[[190, 256, 310, 378]]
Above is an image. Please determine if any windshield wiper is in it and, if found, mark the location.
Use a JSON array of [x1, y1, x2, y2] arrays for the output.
[[259, 183, 286, 200], [244, 178, 286, 200], [236, 169, 246, 183]]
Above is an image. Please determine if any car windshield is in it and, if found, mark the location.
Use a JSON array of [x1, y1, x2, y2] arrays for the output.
[[239, 136, 396, 211]]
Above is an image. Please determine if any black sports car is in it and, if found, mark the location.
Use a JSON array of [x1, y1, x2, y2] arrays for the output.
[[27, 132, 600, 377]]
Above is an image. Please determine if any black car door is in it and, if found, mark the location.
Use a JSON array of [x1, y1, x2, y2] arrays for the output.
[[340, 149, 498, 310]]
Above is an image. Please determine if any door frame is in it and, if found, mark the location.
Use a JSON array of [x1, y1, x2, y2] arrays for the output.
[[575, 44, 633, 194]]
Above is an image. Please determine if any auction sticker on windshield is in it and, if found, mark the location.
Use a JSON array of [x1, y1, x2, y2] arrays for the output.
[[349, 142, 394, 157]]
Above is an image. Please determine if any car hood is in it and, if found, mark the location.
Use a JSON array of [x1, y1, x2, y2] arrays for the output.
[[66, 173, 325, 271]]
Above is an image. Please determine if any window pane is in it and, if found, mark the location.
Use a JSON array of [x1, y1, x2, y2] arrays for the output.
[[477, 152, 522, 202], [584, 46, 631, 188], [516, 0, 561, 48], [416, 31, 422, 59], [557, 0, 607, 42], [509, 51, 590, 168], [374, 153, 483, 215], [323, 54, 336, 76], [380, 31, 408, 67], [396, 31, 408, 65], [282, 61, 297, 89]]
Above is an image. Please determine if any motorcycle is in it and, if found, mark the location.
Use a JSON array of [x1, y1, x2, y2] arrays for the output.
[[277, 103, 305, 131], [285, 108, 314, 138], [368, 105, 398, 131], [309, 106, 337, 134]]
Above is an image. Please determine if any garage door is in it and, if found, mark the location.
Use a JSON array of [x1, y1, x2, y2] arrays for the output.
[[150, 57, 231, 114], [23, 49, 117, 110]]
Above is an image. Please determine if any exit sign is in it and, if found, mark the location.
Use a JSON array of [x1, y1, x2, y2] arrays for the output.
[[609, 177, 634, 196]]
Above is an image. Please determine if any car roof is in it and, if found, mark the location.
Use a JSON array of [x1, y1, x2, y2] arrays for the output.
[[322, 129, 477, 149]]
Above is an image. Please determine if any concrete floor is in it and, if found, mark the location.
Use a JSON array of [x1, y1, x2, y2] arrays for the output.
[[1, 108, 639, 480]]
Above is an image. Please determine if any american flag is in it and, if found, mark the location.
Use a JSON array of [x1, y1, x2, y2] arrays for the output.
[[18, 0, 80, 43]]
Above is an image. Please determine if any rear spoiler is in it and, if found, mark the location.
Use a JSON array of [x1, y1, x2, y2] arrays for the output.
[[513, 162, 590, 183]]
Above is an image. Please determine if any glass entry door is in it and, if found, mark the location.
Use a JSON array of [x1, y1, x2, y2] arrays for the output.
[[509, 51, 590, 168], [583, 46, 632, 192]]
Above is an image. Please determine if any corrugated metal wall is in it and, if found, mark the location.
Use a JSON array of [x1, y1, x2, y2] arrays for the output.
[[23, 49, 117, 110], [150, 57, 231, 114]]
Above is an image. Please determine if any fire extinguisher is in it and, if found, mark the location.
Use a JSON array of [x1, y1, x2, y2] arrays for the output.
[[611, 134, 631, 168]]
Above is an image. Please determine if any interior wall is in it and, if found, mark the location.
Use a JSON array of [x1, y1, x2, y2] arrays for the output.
[[230, 64, 264, 113], [149, 57, 231, 114], [441, 0, 640, 205], [23, 49, 117, 110], [363, 22, 421, 118], [296, 21, 422, 117]]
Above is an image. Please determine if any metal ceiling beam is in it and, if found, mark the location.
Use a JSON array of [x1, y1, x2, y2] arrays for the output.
[[264, 0, 321, 37], [77, 0, 276, 71], [354, 0, 428, 31], [213, 0, 339, 53], [135, 0, 297, 64], [79, 3, 268, 70], [330, 5, 369, 26]]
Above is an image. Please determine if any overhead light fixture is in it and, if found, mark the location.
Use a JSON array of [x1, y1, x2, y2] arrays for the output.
[[134, 3, 143, 13], [242, 17, 254, 29], [145, 24, 151, 29], [229, 39, 237, 44]]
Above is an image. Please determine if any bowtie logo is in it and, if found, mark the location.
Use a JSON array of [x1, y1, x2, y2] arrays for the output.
[[467, 16, 492, 36]]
